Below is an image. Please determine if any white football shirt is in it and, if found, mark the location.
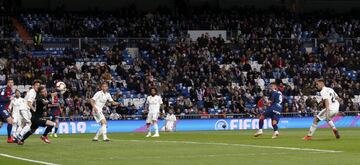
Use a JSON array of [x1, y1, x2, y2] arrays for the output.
[[92, 91, 114, 112], [24, 88, 36, 110], [166, 114, 176, 122], [9, 97, 28, 117], [320, 87, 340, 110], [165, 113, 176, 130], [146, 95, 163, 113]]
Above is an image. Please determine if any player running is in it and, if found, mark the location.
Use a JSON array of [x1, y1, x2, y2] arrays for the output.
[[303, 79, 340, 140], [0, 79, 14, 143], [16, 80, 41, 142], [254, 82, 283, 139], [17, 86, 56, 145], [145, 87, 163, 137], [48, 88, 61, 138], [91, 82, 119, 142], [8, 89, 27, 139]]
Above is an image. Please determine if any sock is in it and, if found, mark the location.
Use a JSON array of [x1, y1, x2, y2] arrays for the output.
[[327, 121, 336, 130], [15, 123, 22, 137], [19, 124, 31, 139], [94, 126, 103, 139], [259, 118, 264, 129], [7, 124, 12, 138], [154, 123, 159, 134], [43, 126, 54, 137], [308, 123, 318, 136], [22, 130, 33, 142], [102, 125, 108, 140], [272, 124, 278, 131], [54, 127, 59, 134], [12, 123, 18, 137], [146, 124, 151, 134]]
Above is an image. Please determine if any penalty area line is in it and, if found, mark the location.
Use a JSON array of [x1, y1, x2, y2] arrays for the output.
[[116, 140, 343, 153], [0, 153, 61, 165]]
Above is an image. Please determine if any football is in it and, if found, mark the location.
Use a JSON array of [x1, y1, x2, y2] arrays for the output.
[[56, 81, 67, 93]]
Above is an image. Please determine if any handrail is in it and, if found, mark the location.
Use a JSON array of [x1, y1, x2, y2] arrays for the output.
[[51, 111, 360, 121]]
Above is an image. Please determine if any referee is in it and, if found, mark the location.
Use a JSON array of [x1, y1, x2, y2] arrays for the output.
[[17, 86, 56, 145]]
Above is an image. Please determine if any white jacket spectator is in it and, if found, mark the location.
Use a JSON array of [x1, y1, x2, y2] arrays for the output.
[[109, 110, 121, 120]]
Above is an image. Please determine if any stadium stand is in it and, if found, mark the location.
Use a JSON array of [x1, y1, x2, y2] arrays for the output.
[[0, 6, 359, 120]]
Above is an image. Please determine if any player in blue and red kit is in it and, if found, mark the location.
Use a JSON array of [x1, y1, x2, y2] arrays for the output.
[[254, 82, 283, 139], [0, 79, 15, 143], [48, 88, 62, 138]]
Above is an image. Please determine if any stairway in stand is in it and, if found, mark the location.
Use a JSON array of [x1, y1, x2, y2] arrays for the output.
[[11, 17, 32, 44]]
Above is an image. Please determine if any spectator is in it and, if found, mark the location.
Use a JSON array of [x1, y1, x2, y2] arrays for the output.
[[109, 110, 121, 120]]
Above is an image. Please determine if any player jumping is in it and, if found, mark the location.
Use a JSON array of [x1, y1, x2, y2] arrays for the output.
[[254, 82, 283, 139], [303, 79, 340, 140], [0, 79, 14, 143], [17, 86, 56, 145], [91, 82, 119, 142], [48, 88, 61, 138], [145, 87, 163, 137]]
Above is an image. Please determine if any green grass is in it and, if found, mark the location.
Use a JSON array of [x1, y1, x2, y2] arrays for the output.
[[1, 128, 360, 165]]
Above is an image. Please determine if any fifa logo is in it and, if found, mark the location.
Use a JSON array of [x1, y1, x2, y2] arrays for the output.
[[214, 119, 228, 130]]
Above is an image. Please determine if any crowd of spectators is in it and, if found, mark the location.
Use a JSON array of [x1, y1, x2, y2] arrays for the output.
[[0, 7, 359, 120], [0, 16, 16, 39], [19, 7, 360, 41], [138, 33, 360, 117]]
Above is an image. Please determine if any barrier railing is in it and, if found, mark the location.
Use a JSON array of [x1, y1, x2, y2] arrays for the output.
[[52, 111, 360, 121], [2, 37, 359, 51]]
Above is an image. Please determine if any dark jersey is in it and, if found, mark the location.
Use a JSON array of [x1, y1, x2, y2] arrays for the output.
[[32, 94, 49, 118], [270, 90, 283, 105], [49, 95, 61, 116], [0, 87, 13, 110]]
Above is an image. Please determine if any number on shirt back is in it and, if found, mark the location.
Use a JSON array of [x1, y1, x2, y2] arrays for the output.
[[329, 92, 336, 103], [278, 93, 283, 103]]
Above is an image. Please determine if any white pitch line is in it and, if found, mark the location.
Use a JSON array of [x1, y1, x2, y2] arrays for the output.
[[117, 140, 343, 153], [0, 153, 60, 165], [92, 152, 328, 161], [108, 152, 327, 160]]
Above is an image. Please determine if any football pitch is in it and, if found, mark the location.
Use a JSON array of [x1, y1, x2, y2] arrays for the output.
[[0, 128, 359, 165]]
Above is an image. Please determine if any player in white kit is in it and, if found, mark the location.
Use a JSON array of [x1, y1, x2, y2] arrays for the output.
[[16, 80, 40, 141], [91, 82, 119, 142], [8, 89, 28, 138], [145, 87, 163, 137], [162, 110, 176, 132], [303, 79, 341, 140]]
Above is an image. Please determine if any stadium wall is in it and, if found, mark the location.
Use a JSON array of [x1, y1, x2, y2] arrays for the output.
[[1, 116, 359, 135]]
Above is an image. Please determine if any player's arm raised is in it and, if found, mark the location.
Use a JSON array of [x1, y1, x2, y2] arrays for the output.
[[107, 93, 119, 106], [110, 100, 119, 106]]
